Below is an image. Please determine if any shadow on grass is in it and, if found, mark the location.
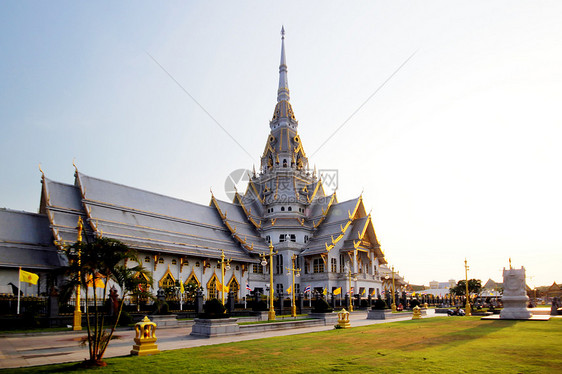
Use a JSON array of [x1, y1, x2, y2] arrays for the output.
[[404, 318, 517, 351]]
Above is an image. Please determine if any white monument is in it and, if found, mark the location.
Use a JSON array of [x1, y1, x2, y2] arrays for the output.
[[499, 266, 532, 320]]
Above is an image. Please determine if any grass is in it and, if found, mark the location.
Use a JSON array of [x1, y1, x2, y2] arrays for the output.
[[3, 317, 561, 373]]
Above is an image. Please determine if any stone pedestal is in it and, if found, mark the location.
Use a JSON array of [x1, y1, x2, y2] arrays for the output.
[[309, 312, 338, 325], [500, 267, 532, 320], [148, 314, 179, 328], [190, 318, 239, 337]]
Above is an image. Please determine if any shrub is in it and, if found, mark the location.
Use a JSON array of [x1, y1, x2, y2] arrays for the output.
[[153, 300, 170, 315], [410, 299, 421, 309], [312, 298, 333, 313], [118, 311, 133, 327], [201, 298, 228, 319], [373, 298, 387, 310], [252, 300, 268, 312]]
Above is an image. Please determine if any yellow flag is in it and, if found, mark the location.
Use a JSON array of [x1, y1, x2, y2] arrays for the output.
[[333, 287, 342, 295], [286, 285, 292, 294], [371, 289, 376, 296], [86, 273, 105, 288], [412, 292, 416, 297], [361, 288, 366, 295], [323, 287, 327, 296], [217, 281, 228, 292], [20, 269, 39, 285], [180, 278, 185, 294]]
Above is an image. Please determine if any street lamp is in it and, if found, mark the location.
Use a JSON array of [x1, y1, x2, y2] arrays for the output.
[[391, 266, 397, 312], [73, 217, 83, 331], [218, 249, 231, 306], [464, 258, 472, 316], [344, 265, 358, 312], [384, 266, 397, 312], [285, 254, 301, 317], [259, 242, 278, 321]]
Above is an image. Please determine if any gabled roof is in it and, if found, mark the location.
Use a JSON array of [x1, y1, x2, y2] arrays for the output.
[[301, 196, 386, 264], [42, 177, 90, 247], [210, 195, 269, 254], [0, 209, 64, 269], [75, 172, 254, 262]]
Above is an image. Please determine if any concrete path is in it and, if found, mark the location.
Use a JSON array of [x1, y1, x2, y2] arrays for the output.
[[0, 310, 436, 369]]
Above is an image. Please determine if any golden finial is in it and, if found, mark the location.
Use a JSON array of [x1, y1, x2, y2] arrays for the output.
[[72, 158, 78, 173], [38, 163, 45, 179], [509, 258, 512, 269]]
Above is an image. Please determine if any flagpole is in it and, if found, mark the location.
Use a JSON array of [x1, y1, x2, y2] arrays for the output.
[[17, 267, 21, 314]]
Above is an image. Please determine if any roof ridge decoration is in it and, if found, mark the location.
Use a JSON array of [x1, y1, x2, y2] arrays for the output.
[[313, 192, 337, 229], [307, 180, 323, 203], [210, 195, 257, 253], [234, 193, 262, 229]]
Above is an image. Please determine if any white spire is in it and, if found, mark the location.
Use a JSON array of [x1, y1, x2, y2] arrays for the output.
[[277, 26, 290, 102]]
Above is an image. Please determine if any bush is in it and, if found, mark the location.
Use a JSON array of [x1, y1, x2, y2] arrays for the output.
[[252, 300, 268, 312], [118, 311, 133, 326], [312, 298, 333, 313], [153, 300, 170, 315], [201, 298, 228, 319], [410, 299, 421, 309], [373, 298, 387, 310]]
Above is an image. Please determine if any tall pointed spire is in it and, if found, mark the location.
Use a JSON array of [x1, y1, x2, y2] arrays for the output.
[[277, 26, 290, 103]]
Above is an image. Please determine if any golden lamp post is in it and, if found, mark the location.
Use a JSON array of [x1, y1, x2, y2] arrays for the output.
[[285, 254, 301, 317], [218, 249, 231, 306], [464, 258, 472, 316], [385, 266, 397, 312], [259, 242, 278, 321], [391, 266, 397, 312], [73, 217, 83, 331], [345, 265, 357, 312]]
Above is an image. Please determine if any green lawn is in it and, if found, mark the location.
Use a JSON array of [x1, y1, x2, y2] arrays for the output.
[[3, 317, 561, 373]]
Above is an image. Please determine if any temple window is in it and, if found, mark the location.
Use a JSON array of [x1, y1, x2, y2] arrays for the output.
[[158, 257, 164, 264], [331, 258, 337, 272], [275, 254, 284, 274], [172, 259, 177, 265], [253, 264, 263, 274], [265, 235, 271, 243], [144, 256, 150, 263], [281, 207, 285, 212], [339, 254, 345, 273], [313, 258, 324, 273], [283, 159, 288, 167], [290, 234, 296, 242], [304, 235, 309, 243], [196, 262, 200, 267], [288, 206, 292, 212], [279, 234, 286, 242]]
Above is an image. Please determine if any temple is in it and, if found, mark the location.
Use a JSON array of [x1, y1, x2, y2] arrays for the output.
[[0, 29, 405, 300]]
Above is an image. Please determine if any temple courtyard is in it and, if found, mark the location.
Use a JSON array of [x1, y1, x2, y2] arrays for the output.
[[1, 310, 561, 373]]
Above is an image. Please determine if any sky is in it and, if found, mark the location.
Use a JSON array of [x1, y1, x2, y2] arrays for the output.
[[1, 1, 561, 288]]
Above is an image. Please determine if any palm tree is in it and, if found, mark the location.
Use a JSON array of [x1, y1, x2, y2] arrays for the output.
[[62, 237, 152, 367]]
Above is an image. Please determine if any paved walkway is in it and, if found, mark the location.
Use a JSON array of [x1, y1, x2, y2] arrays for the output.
[[0, 310, 436, 369]]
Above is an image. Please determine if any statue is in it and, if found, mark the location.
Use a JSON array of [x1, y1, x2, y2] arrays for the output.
[[109, 287, 119, 317], [499, 266, 532, 319]]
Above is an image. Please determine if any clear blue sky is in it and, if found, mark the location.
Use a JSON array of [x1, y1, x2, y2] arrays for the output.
[[1, 1, 561, 288]]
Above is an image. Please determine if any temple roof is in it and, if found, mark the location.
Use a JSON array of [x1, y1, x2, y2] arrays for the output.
[[0, 209, 64, 269], [75, 172, 255, 262]]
